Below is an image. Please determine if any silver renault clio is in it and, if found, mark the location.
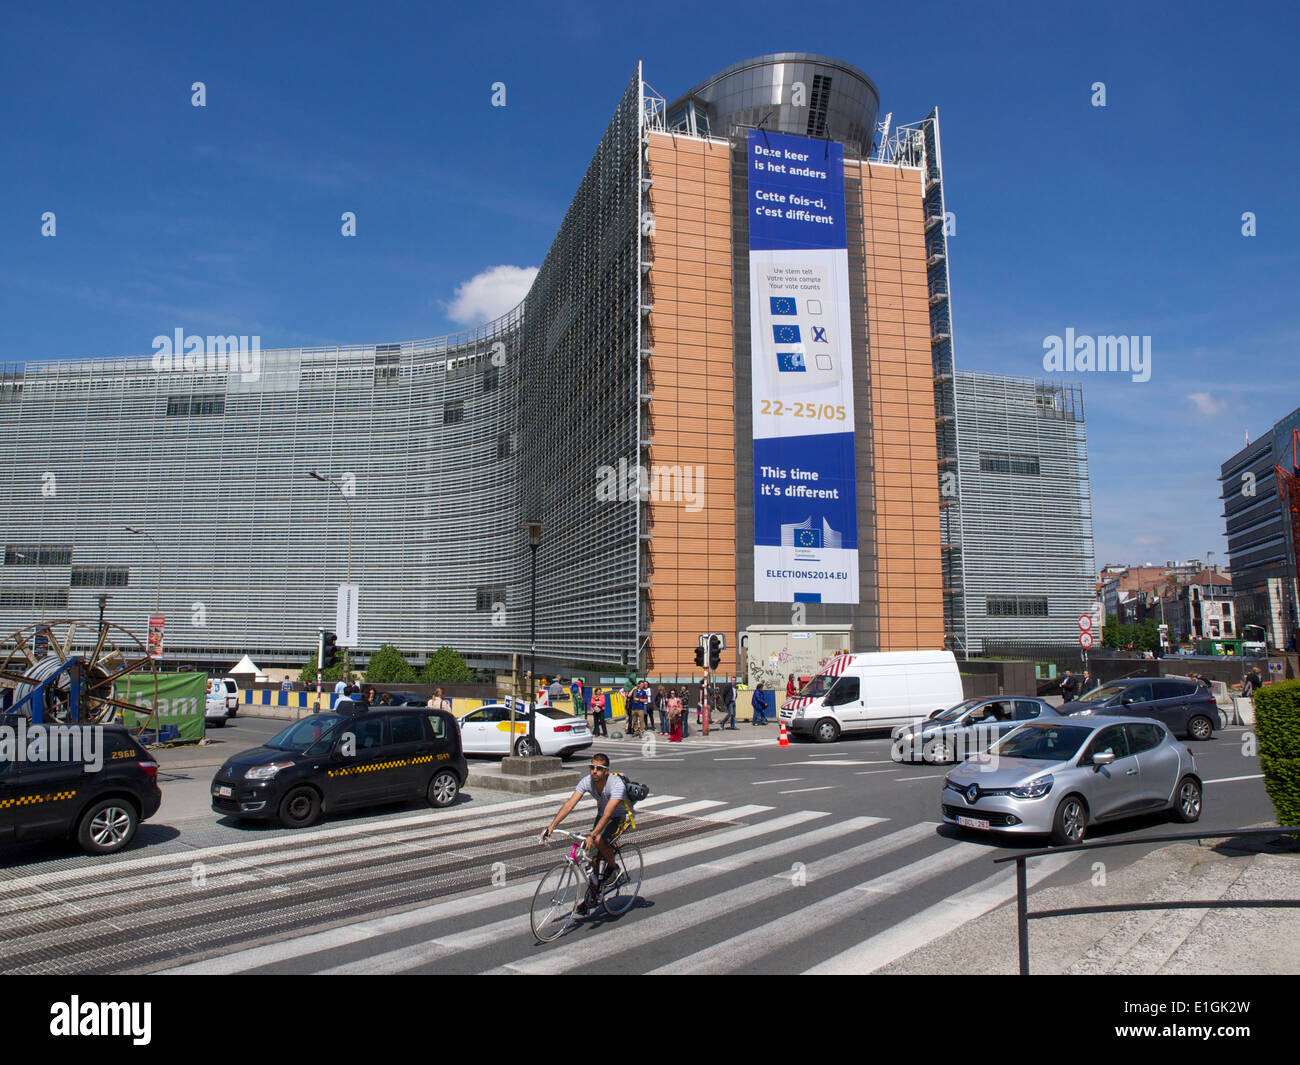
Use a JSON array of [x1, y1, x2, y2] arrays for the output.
[[941, 715, 1202, 846]]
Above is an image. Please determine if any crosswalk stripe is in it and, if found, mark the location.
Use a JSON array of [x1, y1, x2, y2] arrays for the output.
[[320, 813, 877, 975], [650, 840, 990, 973], [803, 851, 1082, 974], [633, 795, 686, 809], [489, 821, 934, 974], [159, 809, 830, 973], [1, 791, 570, 890], [694, 805, 772, 822], [648, 800, 726, 816]]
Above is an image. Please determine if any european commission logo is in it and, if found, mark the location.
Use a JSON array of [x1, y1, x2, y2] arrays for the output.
[[781, 516, 842, 551], [777, 352, 806, 372], [773, 323, 801, 345], [769, 297, 797, 316]]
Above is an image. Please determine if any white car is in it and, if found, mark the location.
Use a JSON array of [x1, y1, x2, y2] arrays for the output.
[[205, 677, 240, 727], [458, 703, 592, 759]]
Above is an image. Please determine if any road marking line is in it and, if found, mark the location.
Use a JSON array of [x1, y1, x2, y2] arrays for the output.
[[778, 786, 835, 794], [654, 839, 995, 974], [650, 800, 727, 816], [855, 769, 896, 776], [895, 775, 945, 782], [489, 821, 932, 975], [633, 795, 686, 808], [693, 804, 774, 822], [714, 757, 757, 761], [1202, 774, 1264, 784], [804, 851, 1082, 974], [163, 810, 831, 974], [777, 760, 872, 767], [752, 778, 802, 785]]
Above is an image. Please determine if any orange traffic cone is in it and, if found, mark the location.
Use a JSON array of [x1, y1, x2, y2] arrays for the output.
[[778, 720, 789, 747]]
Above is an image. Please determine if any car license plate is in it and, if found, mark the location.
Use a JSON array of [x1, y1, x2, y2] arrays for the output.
[[956, 815, 989, 830], [215, 785, 232, 798]]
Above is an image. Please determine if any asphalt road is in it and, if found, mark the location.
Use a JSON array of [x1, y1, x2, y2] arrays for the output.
[[0, 717, 1275, 975]]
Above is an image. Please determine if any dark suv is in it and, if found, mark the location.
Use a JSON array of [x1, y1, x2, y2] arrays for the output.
[[211, 706, 467, 828], [1062, 677, 1221, 740], [0, 717, 162, 855]]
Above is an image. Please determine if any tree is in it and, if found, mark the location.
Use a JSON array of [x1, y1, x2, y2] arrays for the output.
[[365, 644, 418, 684], [299, 653, 346, 686], [1101, 614, 1124, 649], [422, 646, 473, 685]]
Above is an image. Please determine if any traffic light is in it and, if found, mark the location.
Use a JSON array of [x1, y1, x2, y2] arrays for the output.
[[708, 634, 722, 670], [693, 644, 705, 668], [322, 631, 338, 670]]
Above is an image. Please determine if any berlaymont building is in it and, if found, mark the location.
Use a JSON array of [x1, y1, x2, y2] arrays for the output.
[[0, 54, 1096, 681]]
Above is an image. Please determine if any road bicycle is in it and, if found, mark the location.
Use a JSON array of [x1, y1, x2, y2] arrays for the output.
[[530, 826, 643, 942]]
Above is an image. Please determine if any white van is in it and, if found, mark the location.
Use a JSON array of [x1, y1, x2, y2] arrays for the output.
[[778, 650, 963, 743]]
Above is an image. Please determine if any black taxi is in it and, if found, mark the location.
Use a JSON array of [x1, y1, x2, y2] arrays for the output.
[[211, 705, 467, 828]]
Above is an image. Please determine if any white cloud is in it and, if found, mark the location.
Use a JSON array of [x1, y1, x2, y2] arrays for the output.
[[445, 265, 538, 325], [1186, 392, 1228, 416]]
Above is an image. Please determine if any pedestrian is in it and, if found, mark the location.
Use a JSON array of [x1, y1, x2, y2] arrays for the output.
[[786, 673, 797, 702], [1079, 670, 1094, 695], [590, 687, 608, 737], [1059, 669, 1076, 702], [549, 676, 564, 704], [427, 688, 450, 711], [667, 687, 683, 742], [629, 681, 646, 736], [637, 680, 653, 736], [752, 682, 770, 725], [654, 684, 669, 735], [719, 676, 738, 730], [365, 686, 378, 705], [570, 676, 583, 712]]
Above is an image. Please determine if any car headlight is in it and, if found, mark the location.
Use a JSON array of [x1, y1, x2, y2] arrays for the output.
[[1010, 774, 1054, 799], [794, 708, 804, 719], [245, 761, 294, 780]]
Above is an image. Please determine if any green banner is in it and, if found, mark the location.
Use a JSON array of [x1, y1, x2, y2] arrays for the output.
[[121, 673, 207, 742]]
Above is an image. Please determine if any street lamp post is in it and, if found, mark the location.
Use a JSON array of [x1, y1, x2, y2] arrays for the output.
[[521, 521, 543, 750], [125, 526, 162, 612], [309, 471, 355, 678]]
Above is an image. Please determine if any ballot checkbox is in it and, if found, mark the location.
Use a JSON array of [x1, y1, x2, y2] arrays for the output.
[[816, 354, 833, 370], [807, 300, 823, 315]]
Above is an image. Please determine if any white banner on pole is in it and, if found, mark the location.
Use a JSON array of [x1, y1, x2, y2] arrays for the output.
[[337, 583, 359, 647]]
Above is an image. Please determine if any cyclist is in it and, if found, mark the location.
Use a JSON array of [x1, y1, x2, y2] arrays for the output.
[[541, 753, 629, 914]]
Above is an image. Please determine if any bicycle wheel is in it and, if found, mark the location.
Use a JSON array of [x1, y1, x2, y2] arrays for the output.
[[602, 843, 642, 916], [530, 861, 582, 942]]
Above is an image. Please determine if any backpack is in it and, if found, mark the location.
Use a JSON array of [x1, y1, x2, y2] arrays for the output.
[[615, 772, 649, 806]]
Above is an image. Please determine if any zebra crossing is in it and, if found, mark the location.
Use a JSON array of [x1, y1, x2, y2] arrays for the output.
[[0, 789, 1083, 974]]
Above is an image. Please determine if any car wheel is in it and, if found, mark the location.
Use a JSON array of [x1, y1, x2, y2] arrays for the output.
[[814, 718, 840, 743], [514, 736, 541, 757], [278, 786, 321, 829], [76, 798, 139, 855], [1171, 776, 1202, 823], [1050, 794, 1088, 846], [427, 769, 460, 808], [1187, 715, 1214, 741], [929, 739, 954, 764]]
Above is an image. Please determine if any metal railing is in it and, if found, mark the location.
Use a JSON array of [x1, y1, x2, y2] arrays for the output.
[[996, 827, 1300, 974]]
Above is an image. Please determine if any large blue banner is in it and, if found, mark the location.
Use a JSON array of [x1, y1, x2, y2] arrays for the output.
[[749, 131, 858, 604]]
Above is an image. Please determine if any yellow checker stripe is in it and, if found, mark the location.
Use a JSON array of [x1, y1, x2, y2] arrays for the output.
[[326, 754, 436, 778], [0, 790, 78, 809]]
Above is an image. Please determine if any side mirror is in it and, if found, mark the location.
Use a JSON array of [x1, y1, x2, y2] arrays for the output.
[[1092, 751, 1116, 769]]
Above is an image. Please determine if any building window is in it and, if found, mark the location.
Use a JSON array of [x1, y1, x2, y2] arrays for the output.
[[475, 585, 506, 612], [5, 545, 73, 566], [166, 394, 224, 417], [979, 452, 1040, 476], [482, 366, 499, 392], [986, 596, 1049, 617], [497, 432, 510, 460], [71, 566, 130, 587], [0, 589, 69, 609], [444, 401, 464, 426]]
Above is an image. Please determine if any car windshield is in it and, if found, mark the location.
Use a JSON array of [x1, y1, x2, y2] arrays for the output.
[[929, 699, 981, 723], [797, 675, 834, 699], [267, 714, 345, 751], [1076, 684, 1123, 704], [989, 723, 1093, 761]]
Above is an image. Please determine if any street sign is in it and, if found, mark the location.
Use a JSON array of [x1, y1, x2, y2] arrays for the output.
[[1078, 614, 1093, 632], [1079, 631, 1094, 650], [336, 583, 359, 647]]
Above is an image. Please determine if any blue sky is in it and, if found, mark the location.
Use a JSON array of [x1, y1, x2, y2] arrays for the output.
[[2, 0, 1296, 567]]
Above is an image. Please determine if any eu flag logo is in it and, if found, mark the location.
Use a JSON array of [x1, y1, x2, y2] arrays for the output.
[[769, 297, 797, 316], [773, 324, 801, 345], [796, 527, 823, 548], [777, 352, 806, 372]]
